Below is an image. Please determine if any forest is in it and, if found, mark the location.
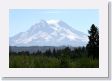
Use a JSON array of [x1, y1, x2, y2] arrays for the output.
[[9, 24, 99, 68]]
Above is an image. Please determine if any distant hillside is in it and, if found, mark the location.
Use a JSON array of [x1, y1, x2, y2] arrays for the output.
[[9, 46, 77, 53]]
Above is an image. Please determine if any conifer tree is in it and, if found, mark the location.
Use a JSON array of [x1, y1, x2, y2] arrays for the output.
[[86, 24, 99, 59]]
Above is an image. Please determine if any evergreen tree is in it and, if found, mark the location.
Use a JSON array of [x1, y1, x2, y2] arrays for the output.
[[53, 48, 56, 54], [86, 24, 99, 59], [45, 49, 52, 56], [36, 50, 42, 55], [63, 47, 71, 55], [52, 48, 56, 57], [60, 47, 71, 67]]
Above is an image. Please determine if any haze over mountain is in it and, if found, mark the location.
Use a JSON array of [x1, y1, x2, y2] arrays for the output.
[[9, 20, 88, 47]]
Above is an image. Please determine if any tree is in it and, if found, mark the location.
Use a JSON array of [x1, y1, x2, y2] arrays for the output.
[[60, 47, 71, 67], [36, 50, 42, 55], [52, 48, 56, 57], [86, 24, 99, 59], [45, 49, 52, 56]]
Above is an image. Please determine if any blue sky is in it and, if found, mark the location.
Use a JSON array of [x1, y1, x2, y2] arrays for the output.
[[9, 9, 99, 37]]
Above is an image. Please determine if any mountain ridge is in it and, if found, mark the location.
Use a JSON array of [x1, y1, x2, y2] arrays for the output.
[[10, 19, 88, 47]]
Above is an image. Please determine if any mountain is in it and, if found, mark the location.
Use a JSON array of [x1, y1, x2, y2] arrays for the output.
[[9, 20, 88, 47]]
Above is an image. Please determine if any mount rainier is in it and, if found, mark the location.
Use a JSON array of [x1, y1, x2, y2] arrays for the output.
[[9, 20, 88, 47]]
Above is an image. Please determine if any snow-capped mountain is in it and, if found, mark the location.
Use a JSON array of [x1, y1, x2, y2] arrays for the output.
[[9, 20, 88, 47]]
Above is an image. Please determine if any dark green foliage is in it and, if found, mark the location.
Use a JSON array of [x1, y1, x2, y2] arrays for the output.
[[86, 24, 99, 59], [59, 47, 71, 68], [9, 46, 98, 68]]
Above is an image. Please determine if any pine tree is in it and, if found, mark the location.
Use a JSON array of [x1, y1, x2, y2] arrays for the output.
[[60, 47, 71, 67], [86, 24, 99, 59], [45, 49, 52, 56]]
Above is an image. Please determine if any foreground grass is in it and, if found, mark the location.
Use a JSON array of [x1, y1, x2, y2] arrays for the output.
[[9, 54, 99, 68]]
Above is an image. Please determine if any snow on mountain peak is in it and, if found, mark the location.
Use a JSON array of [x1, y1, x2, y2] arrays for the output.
[[47, 19, 60, 24], [10, 19, 88, 47]]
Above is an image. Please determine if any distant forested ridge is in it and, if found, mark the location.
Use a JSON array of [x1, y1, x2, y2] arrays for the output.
[[9, 46, 75, 53]]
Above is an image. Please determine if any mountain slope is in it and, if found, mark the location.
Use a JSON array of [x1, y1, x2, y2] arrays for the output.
[[9, 20, 88, 47]]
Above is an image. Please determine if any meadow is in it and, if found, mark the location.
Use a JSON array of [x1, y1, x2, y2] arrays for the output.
[[9, 47, 99, 68]]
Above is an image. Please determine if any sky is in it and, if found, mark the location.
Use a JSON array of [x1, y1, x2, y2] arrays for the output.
[[9, 9, 99, 37]]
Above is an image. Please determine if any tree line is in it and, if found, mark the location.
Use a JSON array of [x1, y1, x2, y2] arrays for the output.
[[10, 47, 87, 58]]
